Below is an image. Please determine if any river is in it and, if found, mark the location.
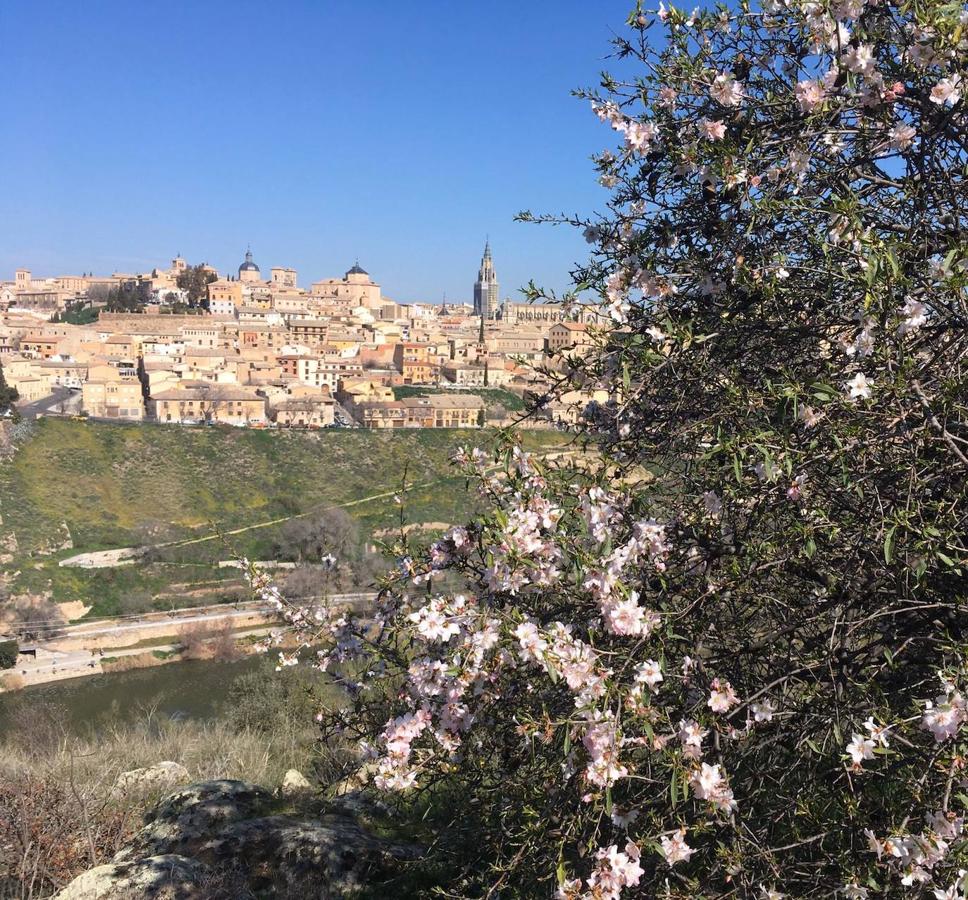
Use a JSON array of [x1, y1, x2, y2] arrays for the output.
[[0, 655, 264, 737]]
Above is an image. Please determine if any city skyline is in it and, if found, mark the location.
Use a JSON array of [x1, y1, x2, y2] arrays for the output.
[[4, 240, 517, 309], [0, 0, 632, 304]]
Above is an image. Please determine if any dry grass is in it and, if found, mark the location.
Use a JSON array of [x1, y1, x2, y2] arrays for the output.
[[0, 711, 320, 792], [101, 651, 164, 672], [0, 672, 26, 691], [0, 706, 336, 897]]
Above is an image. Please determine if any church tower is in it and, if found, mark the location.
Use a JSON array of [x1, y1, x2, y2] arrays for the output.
[[473, 240, 500, 320]]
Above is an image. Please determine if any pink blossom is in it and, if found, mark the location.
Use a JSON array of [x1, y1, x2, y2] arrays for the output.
[[660, 827, 695, 865], [587, 842, 644, 895], [658, 85, 678, 108], [921, 691, 966, 742], [711, 72, 745, 107], [898, 297, 928, 334], [930, 74, 962, 106], [843, 43, 876, 75], [795, 79, 827, 113], [751, 700, 775, 723], [690, 762, 736, 812], [514, 620, 548, 663], [846, 733, 875, 767], [678, 718, 707, 759], [603, 595, 653, 637], [864, 717, 891, 748], [707, 677, 739, 712], [889, 123, 916, 151], [624, 120, 657, 153], [583, 715, 628, 788], [702, 118, 727, 141], [846, 372, 872, 401], [799, 405, 823, 428], [634, 659, 664, 689]]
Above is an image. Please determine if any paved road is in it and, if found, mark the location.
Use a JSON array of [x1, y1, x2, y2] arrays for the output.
[[16, 387, 78, 420]]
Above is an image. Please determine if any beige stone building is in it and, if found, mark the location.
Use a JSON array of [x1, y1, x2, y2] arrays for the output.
[[208, 279, 245, 317], [270, 267, 298, 289], [547, 322, 593, 353], [269, 386, 335, 428], [354, 393, 484, 429], [149, 383, 267, 426], [82, 365, 144, 421], [310, 264, 381, 309]]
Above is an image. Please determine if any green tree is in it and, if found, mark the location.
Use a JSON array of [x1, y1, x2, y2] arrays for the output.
[[104, 283, 146, 313], [0, 640, 18, 669], [0, 362, 19, 415], [176, 264, 218, 309]]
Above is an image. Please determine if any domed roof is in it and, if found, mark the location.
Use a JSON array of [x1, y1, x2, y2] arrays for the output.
[[347, 261, 368, 276], [239, 248, 260, 272]]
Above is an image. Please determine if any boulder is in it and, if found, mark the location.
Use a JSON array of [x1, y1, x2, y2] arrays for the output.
[[93, 778, 423, 897], [116, 780, 274, 861], [280, 768, 312, 796], [51, 854, 206, 899], [114, 761, 190, 793]]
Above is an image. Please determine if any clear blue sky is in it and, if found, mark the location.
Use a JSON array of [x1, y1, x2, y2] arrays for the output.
[[0, 0, 632, 304]]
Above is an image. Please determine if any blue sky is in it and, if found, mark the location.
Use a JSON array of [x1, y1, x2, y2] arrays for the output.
[[0, 0, 632, 304]]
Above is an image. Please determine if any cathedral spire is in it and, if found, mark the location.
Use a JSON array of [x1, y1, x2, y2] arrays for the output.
[[474, 239, 499, 320]]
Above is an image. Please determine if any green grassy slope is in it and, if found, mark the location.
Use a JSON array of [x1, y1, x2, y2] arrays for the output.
[[0, 419, 570, 617]]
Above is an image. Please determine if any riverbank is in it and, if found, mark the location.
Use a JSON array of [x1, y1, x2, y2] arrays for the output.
[[0, 653, 265, 733]]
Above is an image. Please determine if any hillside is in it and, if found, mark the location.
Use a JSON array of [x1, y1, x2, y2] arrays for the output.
[[0, 419, 572, 618]]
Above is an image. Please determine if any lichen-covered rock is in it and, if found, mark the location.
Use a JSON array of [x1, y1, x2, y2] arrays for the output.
[[114, 761, 190, 793], [115, 779, 274, 863], [94, 779, 422, 897], [51, 854, 206, 899]]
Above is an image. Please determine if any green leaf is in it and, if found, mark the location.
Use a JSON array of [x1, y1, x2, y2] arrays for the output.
[[884, 525, 897, 564]]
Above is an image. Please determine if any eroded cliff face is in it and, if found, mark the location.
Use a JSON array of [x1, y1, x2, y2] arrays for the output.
[[53, 778, 421, 899]]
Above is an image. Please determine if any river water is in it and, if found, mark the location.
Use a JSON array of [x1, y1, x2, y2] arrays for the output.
[[0, 655, 264, 737]]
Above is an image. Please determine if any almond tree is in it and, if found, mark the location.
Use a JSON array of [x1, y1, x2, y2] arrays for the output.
[[253, 2, 968, 896]]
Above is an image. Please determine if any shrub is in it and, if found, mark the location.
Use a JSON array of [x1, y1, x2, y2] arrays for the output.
[[264, 2, 968, 897], [177, 621, 241, 662], [0, 639, 18, 670]]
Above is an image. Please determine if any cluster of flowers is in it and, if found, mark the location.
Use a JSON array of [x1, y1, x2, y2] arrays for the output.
[[866, 811, 966, 890]]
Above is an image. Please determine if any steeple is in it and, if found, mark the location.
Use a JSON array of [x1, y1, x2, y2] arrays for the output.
[[473, 239, 500, 320]]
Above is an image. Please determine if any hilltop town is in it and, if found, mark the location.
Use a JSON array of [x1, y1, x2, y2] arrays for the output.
[[0, 244, 601, 430]]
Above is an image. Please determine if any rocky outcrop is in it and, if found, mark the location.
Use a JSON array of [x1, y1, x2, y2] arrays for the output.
[[54, 779, 421, 899]]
